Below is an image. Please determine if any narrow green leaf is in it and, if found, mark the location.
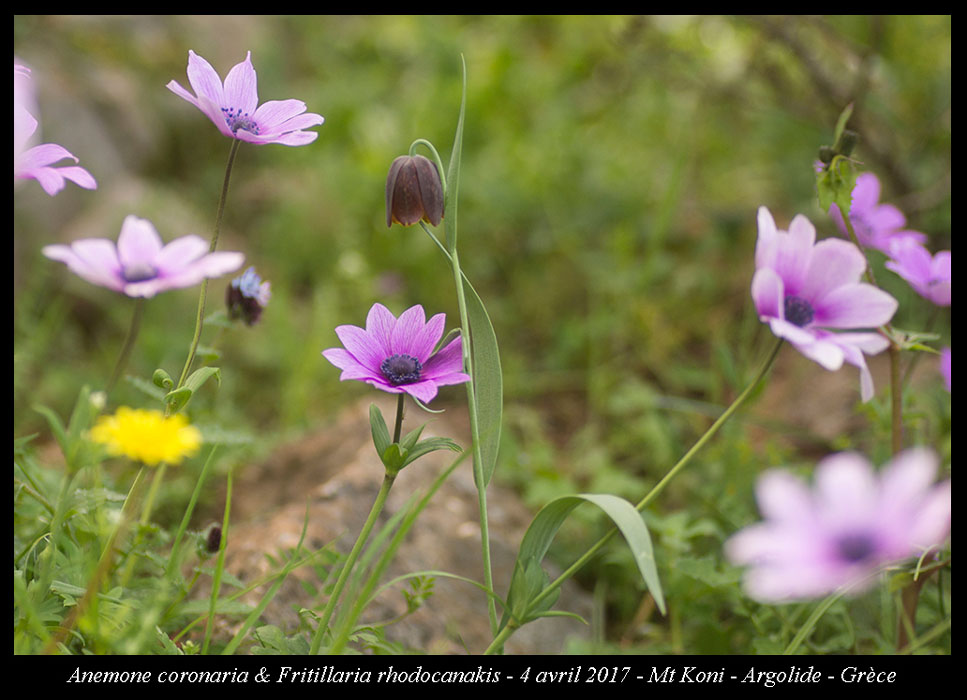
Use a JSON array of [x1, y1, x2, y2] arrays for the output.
[[832, 103, 854, 145], [508, 494, 665, 618], [369, 404, 391, 457], [127, 375, 165, 402], [33, 404, 68, 456], [399, 423, 426, 451], [465, 277, 503, 486], [66, 385, 94, 446], [401, 437, 462, 468], [184, 366, 221, 393], [444, 55, 467, 254]]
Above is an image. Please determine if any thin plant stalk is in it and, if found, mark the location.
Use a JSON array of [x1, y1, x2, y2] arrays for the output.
[[838, 202, 921, 645], [485, 336, 784, 654], [837, 207, 903, 453], [173, 139, 242, 398], [119, 462, 168, 588], [166, 444, 220, 577], [106, 297, 145, 397], [326, 450, 470, 655], [418, 220, 499, 637], [43, 466, 147, 653], [422, 224, 499, 634], [307, 396, 406, 655], [202, 466, 233, 655], [308, 473, 396, 654]]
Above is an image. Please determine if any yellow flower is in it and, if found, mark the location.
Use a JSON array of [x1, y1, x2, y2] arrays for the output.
[[90, 407, 202, 466]]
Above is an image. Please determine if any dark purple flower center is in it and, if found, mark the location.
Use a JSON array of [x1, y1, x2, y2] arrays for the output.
[[222, 106, 261, 135], [835, 533, 876, 563], [380, 354, 422, 385], [122, 263, 158, 283], [783, 295, 814, 327]]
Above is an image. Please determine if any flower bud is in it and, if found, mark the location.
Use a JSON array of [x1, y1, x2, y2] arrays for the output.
[[385, 155, 444, 227], [226, 267, 271, 326]]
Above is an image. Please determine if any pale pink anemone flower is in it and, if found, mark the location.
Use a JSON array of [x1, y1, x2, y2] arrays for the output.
[[322, 303, 471, 404], [726, 449, 950, 603], [43, 215, 244, 298], [166, 50, 324, 146], [14, 62, 96, 196], [885, 238, 951, 307], [828, 173, 926, 255], [752, 207, 898, 401]]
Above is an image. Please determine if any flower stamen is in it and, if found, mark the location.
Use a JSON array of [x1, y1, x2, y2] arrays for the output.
[[380, 353, 422, 385], [835, 533, 876, 563], [783, 295, 814, 327], [222, 107, 260, 135], [122, 263, 158, 283]]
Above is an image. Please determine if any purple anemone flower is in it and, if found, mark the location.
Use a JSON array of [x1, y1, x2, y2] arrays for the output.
[[726, 449, 951, 603], [828, 173, 926, 255], [42, 215, 244, 298], [322, 303, 471, 404], [166, 50, 324, 146], [885, 238, 951, 307], [14, 63, 96, 196], [752, 207, 898, 401]]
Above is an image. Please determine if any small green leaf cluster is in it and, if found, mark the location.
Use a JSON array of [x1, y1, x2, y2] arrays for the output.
[[369, 404, 461, 475]]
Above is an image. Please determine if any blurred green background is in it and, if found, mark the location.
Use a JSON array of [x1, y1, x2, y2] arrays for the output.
[[14, 16, 951, 652]]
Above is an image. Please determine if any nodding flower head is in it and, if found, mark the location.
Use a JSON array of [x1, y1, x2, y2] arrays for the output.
[[385, 155, 444, 227]]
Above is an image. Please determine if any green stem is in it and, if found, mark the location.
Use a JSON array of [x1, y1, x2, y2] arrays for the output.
[[166, 445, 220, 577], [173, 139, 242, 398], [419, 220, 498, 637], [307, 396, 406, 654], [308, 471, 397, 654], [119, 462, 168, 588], [106, 298, 145, 398], [43, 466, 147, 654], [410, 139, 447, 193], [202, 467, 233, 655], [487, 337, 784, 653], [393, 393, 405, 443], [890, 344, 903, 454], [838, 207, 903, 451]]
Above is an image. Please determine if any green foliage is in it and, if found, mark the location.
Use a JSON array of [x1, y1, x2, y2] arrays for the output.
[[13, 16, 950, 655]]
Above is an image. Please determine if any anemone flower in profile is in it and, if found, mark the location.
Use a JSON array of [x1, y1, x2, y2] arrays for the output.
[[885, 238, 951, 307], [322, 303, 471, 404], [752, 207, 898, 401], [14, 63, 96, 196], [828, 172, 926, 254], [726, 449, 950, 603], [166, 50, 324, 146], [43, 215, 244, 298]]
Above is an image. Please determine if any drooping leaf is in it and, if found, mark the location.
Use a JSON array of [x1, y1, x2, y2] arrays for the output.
[[504, 493, 665, 626]]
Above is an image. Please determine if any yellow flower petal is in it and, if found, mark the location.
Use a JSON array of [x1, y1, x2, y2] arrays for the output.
[[90, 407, 202, 466]]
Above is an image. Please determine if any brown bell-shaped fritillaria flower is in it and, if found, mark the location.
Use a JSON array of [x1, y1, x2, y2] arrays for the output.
[[385, 155, 444, 227]]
